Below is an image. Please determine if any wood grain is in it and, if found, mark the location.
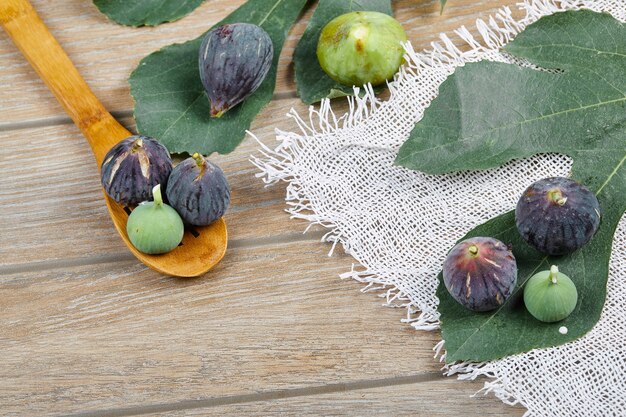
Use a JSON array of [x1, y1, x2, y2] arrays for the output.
[[0, 239, 524, 417], [156, 379, 524, 417], [2, 240, 443, 416], [0, 98, 312, 267], [1, 0, 232, 277], [0, 0, 518, 125], [0, 0, 131, 159], [0, 0, 529, 415]]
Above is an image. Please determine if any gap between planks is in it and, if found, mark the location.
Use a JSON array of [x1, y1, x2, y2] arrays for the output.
[[0, 228, 329, 276], [61, 372, 444, 417], [0, 91, 299, 133]]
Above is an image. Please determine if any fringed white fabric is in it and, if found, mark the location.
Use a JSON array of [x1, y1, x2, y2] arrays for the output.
[[252, 1, 626, 415]]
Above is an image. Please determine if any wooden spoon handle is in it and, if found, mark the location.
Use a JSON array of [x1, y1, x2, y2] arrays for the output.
[[0, 0, 130, 165]]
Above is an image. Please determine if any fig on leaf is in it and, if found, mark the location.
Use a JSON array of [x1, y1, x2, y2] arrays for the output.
[[524, 265, 578, 323], [515, 177, 600, 255], [442, 237, 517, 312], [199, 23, 273, 117], [316, 11, 407, 87]]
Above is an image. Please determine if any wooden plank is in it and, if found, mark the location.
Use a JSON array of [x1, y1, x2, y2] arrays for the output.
[[154, 379, 525, 417], [0, 0, 517, 124], [0, 239, 447, 416], [0, 97, 316, 267], [0, 0, 299, 124], [0, 2, 533, 416]]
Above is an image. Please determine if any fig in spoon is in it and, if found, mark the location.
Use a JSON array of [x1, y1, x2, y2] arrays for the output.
[[0, 0, 228, 277]]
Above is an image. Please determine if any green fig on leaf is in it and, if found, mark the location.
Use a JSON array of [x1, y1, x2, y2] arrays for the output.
[[524, 265, 578, 323], [316, 11, 407, 87]]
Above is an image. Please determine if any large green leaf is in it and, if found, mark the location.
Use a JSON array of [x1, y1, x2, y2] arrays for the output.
[[93, 0, 204, 27], [397, 10, 626, 362], [294, 0, 392, 105], [130, 0, 308, 155]]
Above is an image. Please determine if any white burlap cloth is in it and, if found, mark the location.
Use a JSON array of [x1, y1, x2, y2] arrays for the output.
[[253, 1, 626, 415]]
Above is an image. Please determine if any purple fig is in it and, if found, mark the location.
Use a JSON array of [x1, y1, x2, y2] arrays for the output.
[[515, 177, 601, 256], [198, 23, 273, 117], [101, 135, 172, 206], [443, 237, 517, 312], [166, 153, 230, 226]]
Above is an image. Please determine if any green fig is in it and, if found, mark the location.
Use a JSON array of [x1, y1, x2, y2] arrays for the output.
[[524, 265, 578, 323], [126, 184, 184, 255], [316, 11, 407, 87]]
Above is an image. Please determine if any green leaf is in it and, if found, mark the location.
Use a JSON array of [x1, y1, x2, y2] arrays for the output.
[[294, 0, 392, 105], [130, 0, 308, 155], [396, 10, 626, 362], [440, 0, 447, 12], [93, 0, 204, 27]]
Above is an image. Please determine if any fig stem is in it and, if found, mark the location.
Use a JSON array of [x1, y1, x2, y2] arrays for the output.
[[192, 152, 205, 167], [468, 245, 478, 255], [549, 189, 567, 206], [131, 137, 143, 152], [549, 265, 559, 284], [152, 184, 163, 207]]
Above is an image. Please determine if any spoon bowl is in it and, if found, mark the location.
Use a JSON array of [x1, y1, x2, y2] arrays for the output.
[[1, 0, 228, 277]]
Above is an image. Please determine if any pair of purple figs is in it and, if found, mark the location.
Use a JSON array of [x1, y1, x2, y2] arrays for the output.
[[443, 177, 600, 312], [100, 135, 230, 227]]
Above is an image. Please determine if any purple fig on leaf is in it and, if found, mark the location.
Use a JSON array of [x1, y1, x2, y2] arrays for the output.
[[515, 177, 600, 256], [443, 237, 517, 312], [198, 23, 273, 117]]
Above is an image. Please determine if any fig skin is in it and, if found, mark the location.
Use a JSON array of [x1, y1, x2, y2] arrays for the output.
[[101, 135, 173, 206], [166, 153, 230, 226], [199, 23, 273, 117], [524, 265, 578, 323], [127, 184, 184, 255], [515, 177, 601, 256], [316, 11, 407, 87], [443, 237, 517, 312]]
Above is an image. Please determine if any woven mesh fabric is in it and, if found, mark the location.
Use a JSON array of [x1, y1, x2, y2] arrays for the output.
[[253, 1, 626, 415]]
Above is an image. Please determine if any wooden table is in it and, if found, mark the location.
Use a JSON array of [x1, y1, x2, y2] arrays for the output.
[[0, 0, 527, 415]]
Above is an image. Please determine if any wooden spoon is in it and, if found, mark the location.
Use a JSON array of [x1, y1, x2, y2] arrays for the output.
[[0, 0, 228, 277]]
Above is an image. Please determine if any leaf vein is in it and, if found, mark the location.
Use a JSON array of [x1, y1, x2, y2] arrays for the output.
[[406, 96, 626, 160]]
